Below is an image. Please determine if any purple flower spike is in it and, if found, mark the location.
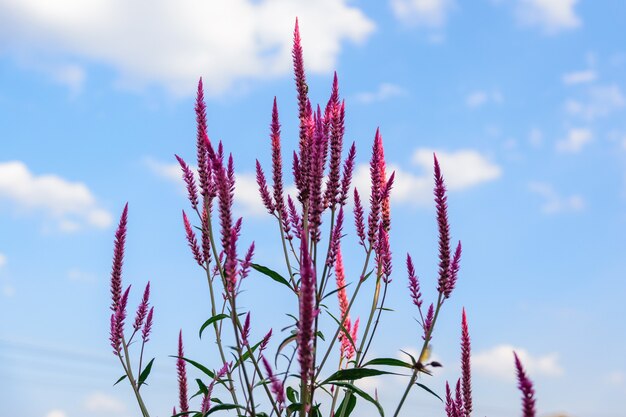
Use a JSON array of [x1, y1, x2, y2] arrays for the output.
[[288, 195, 302, 240], [177, 330, 189, 413], [195, 79, 212, 200], [423, 303, 434, 341], [445, 241, 462, 298], [445, 381, 462, 417], [339, 141, 356, 206], [297, 237, 317, 387], [367, 128, 384, 246], [110, 314, 120, 355], [514, 352, 537, 417], [183, 210, 204, 267], [407, 253, 422, 309], [110, 203, 128, 312], [324, 75, 344, 209], [433, 153, 452, 297], [270, 98, 287, 221], [240, 242, 255, 281], [256, 160, 275, 214], [461, 308, 472, 417], [142, 306, 154, 343], [262, 355, 286, 409], [242, 312, 251, 346], [133, 282, 150, 331], [326, 206, 344, 268], [200, 207, 212, 265], [376, 224, 392, 282], [260, 328, 273, 352], [110, 285, 130, 355], [353, 188, 365, 246], [175, 155, 199, 210]]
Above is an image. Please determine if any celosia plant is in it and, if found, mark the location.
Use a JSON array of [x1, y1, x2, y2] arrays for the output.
[[108, 18, 538, 417]]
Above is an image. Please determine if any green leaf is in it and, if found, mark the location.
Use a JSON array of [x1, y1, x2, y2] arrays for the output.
[[138, 358, 155, 387], [316, 330, 325, 341], [199, 314, 230, 339], [326, 310, 355, 351], [251, 263, 292, 290], [322, 368, 393, 384], [170, 355, 215, 379], [286, 386, 299, 403], [113, 374, 127, 386], [275, 333, 297, 364], [334, 392, 357, 417], [416, 382, 443, 402], [205, 404, 245, 415], [363, 358, 412, 369], [233, 340, 263, 369], [321, 282, 351, 302], [287, 403, 303, 413], [331, 382, 384, 417]]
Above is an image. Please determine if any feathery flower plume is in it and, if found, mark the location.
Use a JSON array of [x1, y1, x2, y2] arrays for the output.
[[445, 382, 462, 417], [175, 155, 199, 210], [407, 254, 422, 309], [133, 282, 150, 331], [240, 242, 255, 281], [297, 236, 317, 387], [262, 355, 286, 409], [367, 129, 384, 245], [460, 308, 472, 417], [455, 379, 464, 416], [183, 210, 204, 267], [339, 141, 356, 206], [242, 312, 251, 346], [109, 314, 120, 355], [514, 352, 536, 417], [308, 106, 326, 242], [177, 330, 189, 413], [224, 218, 242, 294], [433, 154, 452, 296], [195, 79, 212, 200], [324, 73, 344, 208], [376, 224, 392, 282], [256, 160, 275, 214], [200, 207, 212, 264], [423, 303, 434, 341], [110, 203, 128, 312], [378, 138, 391, 232], [334, 247, 353, 360], [346, 318, 359, 361], [293, 19, 312, 204], [445, 241, 462, 298], [260, 328, 273, 352], [111, 285, 130, 355], [288, 195, 302, 240], [326, 206, 344, 268], [202, 362, 230, 414], [353, 188, 366, 246], [142, 306, 154, 343], [270, 98, 287, 221]]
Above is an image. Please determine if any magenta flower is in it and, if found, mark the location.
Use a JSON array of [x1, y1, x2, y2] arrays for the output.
[[353, 188, 366, 246], [287, 195, 302, 240], [407, 253, 422, 309], [423, 303, 434, 341], [260, 328, 273, 352], [242, 312, 251, 346], [176, 330, 189, 413], [270, 98, 287, 222], [183, 210, 204, 267], [324, 73, 344, 209], [339, 141, 356, 206], [334, 247, 354, 360], [256, 160, 274, 214], [461, 308, 472, 417], [262, 355, 286, 409], [433, 154, 452, 297], [175, 154, 198, 211], [326, 206, 344, 268], [297, 237, 317, 386], [110, 285, 130, 355], [514, 352, 536, 417], [110, 203, 128, 312], [133, 282, 150, 332], [142, 306, 154, 343], [367, 129, 384, 246], [195, 79, 212, 200]]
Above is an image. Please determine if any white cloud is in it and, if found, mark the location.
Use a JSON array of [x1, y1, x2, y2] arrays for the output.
[[562, 69, 596, 85], [0, 161, 112, 232], [390, 0, 455, 28], [528, 128, 543, 147], [45, 411, 68, 417], [555, 128, 592, 153], [354, 83, 407, 104], [528, 182, 585, 214], [565, 85, 626, 120], [465, 90, 503, 108], [2, 284, 15, 297], [0, 1, 374, 96], [606, 371, 626, 386], [50, 63, 86, 94], [0, 253, 6, 268], [516, 0, 581, 33], [473, 344, 564, 381], [353, 149, 501, 206], [84, 391, 126, 413]]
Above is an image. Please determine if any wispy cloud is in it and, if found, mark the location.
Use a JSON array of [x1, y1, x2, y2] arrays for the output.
[[45, 411, 68, 417], [0, 253, 6, 268], [528, 127, 543, 147], [565, 85, 626, 121], [390, 0, 456, 28], [556, 128, 593, 153], [528, 182, 585, 214], [67, 268, 97, 283], [353, 149, 501, 206], [0, 161, 112, 232], [354, 83, 407, 104], [0, 1, 374, 96], [83, 391, 126, 413], [562, 69, 596, 85], [466, 90, 503, 108], [473, 344, 564, 381], [516, 0, 581, 34]]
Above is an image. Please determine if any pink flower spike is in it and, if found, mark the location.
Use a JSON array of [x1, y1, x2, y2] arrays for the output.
[[433, 153, 452, 297], [461, 308, 472, 417], [142, 306, 154, 343], [326, 206, 344, 268], [240, 242, 255, 281], [367, 128, 384, 245], [133, 282, 150, 331], [242, 312, 251, 346], [256, 160, 275, 214], [183, 210, 204, 267], [445, 241, 462, 299], [297, 236, 317, 386], [262, 355, 286, 408], [109, 313, 120, 355], [200, 207, 212, 265], [270, 97, 287, 221], [260, 328, 273, 352], [339, 141, 356, 206], [407, 253, 422, 309], [288, 195, 302, 240], [353, 188, 365, 246], [110, 203, 128, 312], [175, 155, 199, 210], [177, 330, 189, 413], [423, 303, 434, 341], [195, 79, 212, 200], [514, 352, 537, 417]]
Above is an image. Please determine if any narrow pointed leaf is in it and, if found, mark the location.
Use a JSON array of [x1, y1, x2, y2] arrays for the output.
[[363, 358, 412, 369], [138, 358, 155, 387], [331, 382, 384, 416], [322, 368, 392, 384], [415, 382, 443, 402], [199, 314, 230, 339], [113, 374, 127, 386], [170, 355, 215, 379], [251, 263, 292, 290], [334, 392, 357, 417]]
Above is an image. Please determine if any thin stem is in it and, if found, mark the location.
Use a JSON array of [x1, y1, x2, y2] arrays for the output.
[[358, 281, 389, 367], [392, 368, 418, 417], [120, 335, 150, 417]]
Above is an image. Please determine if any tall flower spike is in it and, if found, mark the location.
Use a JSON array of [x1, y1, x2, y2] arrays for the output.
[[297, 236, 317, 387], [111, 285, 130, 355], [339, 141, 356, 206], [262, 355, 286, 409], [240, 242, 255, 281], [177, 330, 189, 413], [110, 203, 128, 312], [288, 195, 302, 240], [367, 128, 384, 246], [324, 74, 344, 208], [133, 282, 150, 331], [142, 306, 154, 343], [376, 224, 392, 282], [242, 312, 251, 346], [445, 241, 462, 298], [434, 153, 452, 296], [175, 155, 198, 210], [183, 210, 204, 267], [256, 160, 275, 214], [195, 79, 212, 200], [407, 253, 422, 309], [514, 352, 537, 417], [353, 188, 366, 246], [326, 206, 344, 268], [445, 382, 462, 417], [308, 106, 326, 242], [270, 97, 287, 221], [293, 19, 312, 204], [461, 308, 472, 417], [423, 303, 434, 341], [335, 247, 352, 360], [200, 206, 212, 264]]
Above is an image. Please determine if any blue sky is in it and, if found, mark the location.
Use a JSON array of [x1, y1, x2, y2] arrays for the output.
[[1, 1, 625, 416]]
